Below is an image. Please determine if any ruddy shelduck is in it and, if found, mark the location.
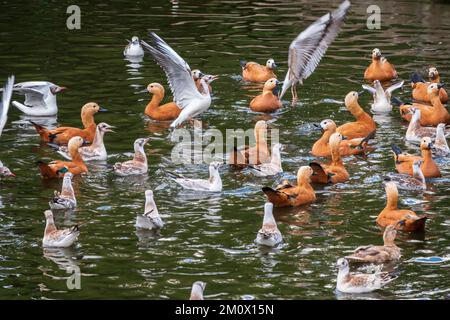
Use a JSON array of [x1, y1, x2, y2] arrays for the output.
[[411, 67, 448, 103], [310, 132, 350, 184], [262, 166, 316, 207], [38, 136, 88, 179], [385, 160, 426, 191], [336, 91, 377, 140], [31, 102, 106, 145], [240, 58, 277, 82], [364, 48, 398, 82], [311, 119, 374, 157], [249, 78, 282, 113], [376, 181, 427, 232], [144, 83, 182, 121], [392, 137, 441, 178]]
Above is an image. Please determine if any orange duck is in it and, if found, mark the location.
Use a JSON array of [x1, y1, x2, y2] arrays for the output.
[[311, 119, 375, 157], [376, 181, 427, 232], [31, 102, 106, 145], [249, 78, 282, 113], [336, 91, 377, 140], [240, 58, 277, 82], [144, 83, 182, 121], [399, 83, 450, 126], [229, 120, 270, 167], [364, 48, 397, 82], [411, 67, 448, 103], [310, 132, 350, 184], [262, 166, 316, 207], [392, 137, 441, 178], [38, 136, 88, 179]]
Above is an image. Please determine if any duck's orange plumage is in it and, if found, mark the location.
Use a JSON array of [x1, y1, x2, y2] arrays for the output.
[[376, 181, 427, 232], [240, 58, 277, 82], [311, 119, 375, 157], [400, 83, 450, 126], [392, 137, 441, 178], [364, 48, 397, 82], [411, 67, 448, 103], [262, 166, 316, 207], [38, 136, 88, 179], [144, 83, 182, 121], [336, 91, 377, 140], [31, 102, 104, 145], [249, 78, 282, 113], [310, 132, 350, 184]]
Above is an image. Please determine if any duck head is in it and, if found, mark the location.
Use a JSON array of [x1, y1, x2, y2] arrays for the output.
[[428, 67, 439, 80], [266, 58, 277, 70], [371, 48, 382, 60], [81, 102, 107, 117], [263, 78, 280, 95], [298, 165, 313, 183], [191, 69, 205, 80], [147, 83, 165, 96], [420, 136, 433, 150], [316, 119, 336, 133], [427, 82, 444, 97]]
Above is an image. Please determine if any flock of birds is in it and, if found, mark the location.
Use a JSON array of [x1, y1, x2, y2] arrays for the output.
[[1, 0, 449, 298]]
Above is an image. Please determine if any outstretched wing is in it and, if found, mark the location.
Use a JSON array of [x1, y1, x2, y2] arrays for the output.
[[280, 0, 351, 98], [361, 84, 376, 95], [12, 81, 50, 108], [386, 80, 404, 95], [141, 32, 203, 109], [0, 75, 15, 137]]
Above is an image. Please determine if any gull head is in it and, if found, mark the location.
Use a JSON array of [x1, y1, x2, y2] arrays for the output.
[[0, 165, 15, 177], [336, 258, 349, 270], [202, 74, 219, 84], [383, 224, 398, 243], [266, 58, 277, 70], [63, 172, 73, 182], [49, 84, 67, 95], [134, 137, 151, 150], [131, 36, 140, 44], [209, 161, 222, 172], [98, 122, 115, 133], [145, 189, 154, 200]]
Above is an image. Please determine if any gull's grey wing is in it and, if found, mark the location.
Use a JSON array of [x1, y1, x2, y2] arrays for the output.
[[361, 84, 376, 94], [141, 32, 203, 109], [386, 80, 404, 95], [12, 81, 51, 108], [0, 75, 15, 137]]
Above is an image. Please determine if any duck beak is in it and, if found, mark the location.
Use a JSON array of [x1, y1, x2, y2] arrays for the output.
[[437, 83, 445, 89], [312, 123, 323, 132], [272, 62, 277, 69], [138, 89, 148, 94], [341, 135, 348, 140], [82, 140, 90, 146], [98, 107, 108, 112], [428, 142, 433, 148]]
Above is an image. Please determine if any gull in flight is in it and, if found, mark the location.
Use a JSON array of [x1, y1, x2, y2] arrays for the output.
[[280, 0, 351, 105], [141, 32, 212, 128]]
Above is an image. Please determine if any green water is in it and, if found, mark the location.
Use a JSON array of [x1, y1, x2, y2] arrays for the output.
[[0, 0, 449, 300]]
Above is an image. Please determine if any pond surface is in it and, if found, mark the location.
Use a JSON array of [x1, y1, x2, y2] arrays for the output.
[[0, 0, 449, 300]]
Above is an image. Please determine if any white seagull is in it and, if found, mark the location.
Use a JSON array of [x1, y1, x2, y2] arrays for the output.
[[135, 190, 164, 230], [255, 202, 283, 247], [362, 80, 404, 113], [141, 32, 212, 128], [249, 143, 283, 177], [9, 81, 66, 116], [49, 172, 77, 210], [113, 137, 150, 176], [434, 123, 450, 156], [0, 75, 15, 177], [336, 258, 397, 293], [42, 210, 80, 248], [170, 161, 222, 192], [189, 281, 206, 300], [280, 0, 351, 105], [124, 36, 145, 57]]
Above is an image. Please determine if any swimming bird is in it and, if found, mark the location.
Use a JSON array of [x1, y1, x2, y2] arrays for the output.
[[433, 123, 449, 156], [0, 75, 15, 177], [42, 210, 80, 248], [411, 67, 448, 103], [255, 202, 283, 247], [229, 120, 270, 167], [398, 83, 450, 126], [8, 81, 66, 116], [385, 160, 426, 191], [364, 48, 398, 82], [336, 91, 377, 140], [141, 32, 212, 128], [49, 173, 77, 210], [38, 136, 88, 179], [311, 119, 374, 157], [262, 166, 316, 207], [30, 102, 107, 145], [55, 122, 114, 161], [240, 58, 277, 83], [404, 109, 444, 143], [124, 36, 145, 57], [249, 78, 282, 113], [362, 80, 404, 113], [190, 281, 206, 300], [310, 132, 350, 184], [192, 69, 218, 94], [345, 224, 401, 264], [170, 161, 222, 192], [144, 83, 182, 121], [392, 137, 441, 178], [135, 190, 164, 230], [279, 0, 351, 105], [249, 143, 283, 177], [113, 137, 150, 176], [376, 181, 427, 231], [335, 258, 397, 293]]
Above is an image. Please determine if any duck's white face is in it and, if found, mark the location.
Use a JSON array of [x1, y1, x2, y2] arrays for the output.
[[427, 83, 439, 95], [68, 136, 84, 149], [372, 48, 381, 59], [191, 69, 204, 80], [320, 119, 335, 131], [266, 58, 277, 69], [429, 67, 438, 79], [329, 132, 343, 146], [131, 36, 139, 44], [299, 166, 313, 179], [420, 137, 433, 150]]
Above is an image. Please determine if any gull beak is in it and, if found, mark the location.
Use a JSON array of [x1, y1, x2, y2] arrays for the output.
[[357, 90, 366, 96], [143, 137, 151, 145], [105, 125, 116, 133], [98, 107, 108, 112], [57, 86, 67, 93], [210, 75, 219, 82], [8, 172, 16, 177]]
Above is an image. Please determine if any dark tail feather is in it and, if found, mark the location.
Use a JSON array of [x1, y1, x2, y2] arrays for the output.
[[309, 162, 330, 184], [411, 216, 428, 231], [47, 142, 60, 151], [411, 72, 425, 84], [239, 59, 247, 69], [391, 96, 404, 107], [262, 186, 289, 205], [37, 161, 54, 179], [358, 130, 376, 147]]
